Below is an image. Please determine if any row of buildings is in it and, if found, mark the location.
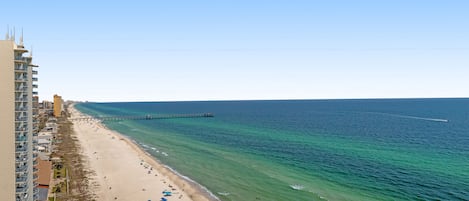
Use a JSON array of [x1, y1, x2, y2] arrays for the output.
[[0, 32, 63, 200]]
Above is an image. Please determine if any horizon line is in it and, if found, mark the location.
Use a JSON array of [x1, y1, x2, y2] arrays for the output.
[[62, 97, 469, 104]]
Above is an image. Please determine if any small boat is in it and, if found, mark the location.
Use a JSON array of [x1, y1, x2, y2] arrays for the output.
[[290, 184, 304, 190], [204, 113, 214, 117]]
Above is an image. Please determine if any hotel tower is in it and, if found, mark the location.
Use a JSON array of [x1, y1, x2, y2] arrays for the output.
[[0, 30, 39, 201]]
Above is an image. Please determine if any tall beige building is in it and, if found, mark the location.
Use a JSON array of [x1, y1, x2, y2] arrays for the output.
[[0, 32, 39, 201], [53, 95, 62, 117]]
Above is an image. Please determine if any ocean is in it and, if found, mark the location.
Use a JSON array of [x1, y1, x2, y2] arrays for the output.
[[74, 99, 469, 201]]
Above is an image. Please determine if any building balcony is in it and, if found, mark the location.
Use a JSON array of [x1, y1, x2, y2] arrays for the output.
[[15, 96, 28, 102], [15, 127, 28, 132], [15, 125, 28, 131], [16, 176, 28, 184], [15, 165, 28, 173], [15, 146, 27, 153], [16, 193, 29, 201], [15, 135, 29, 143], [16, 135, 27, 142], [16, 117, 28, 122], [32, 77, 38, 81], [15, 77, 27, 82], [15, 158, 27, 165], [14, 121, 28, 126], [15, 110, 26, 115], [15, 141, 27, 148], [33, 91, 38, 95], [15, 106, 28, 111], [15, 188, 28, 199], [14, 94, 26, 99], [32, 70, 38, 75], [15, 119, 25, 124], [16, 104, 28, 108], [14, 54, 25, 59], [14, 67, 27, 72], [14, 47, 28, 53], [15, 84, 27, 88], [15, 187, 28, 194], [33, 192, 39, 201], [15, 155, 28, 162], [16, 140, 27, 146], [16, 150, 27, 156], [15, 107, 28, 112], [14, 75, 27, 79], [14, 58, 26, 63], [14, 70, 26, 75], [15, 87, 28, 92], [16, 128, 28, 133], [16, 159, 27, 165], [15, 124, 27, 129], [32, 84, 38, 88], [15, 113, 28, 119], [16, 160, 27, 167], [15, 179, 28, 188]]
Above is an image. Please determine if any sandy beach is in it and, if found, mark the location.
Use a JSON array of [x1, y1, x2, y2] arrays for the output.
[[69, 105, 213, 201]]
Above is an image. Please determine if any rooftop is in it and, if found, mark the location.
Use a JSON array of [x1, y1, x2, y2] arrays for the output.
[[37, 159, 52, 186]]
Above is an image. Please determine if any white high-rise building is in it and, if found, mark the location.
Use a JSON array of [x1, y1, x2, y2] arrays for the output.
[[0, 30, 39, 201]]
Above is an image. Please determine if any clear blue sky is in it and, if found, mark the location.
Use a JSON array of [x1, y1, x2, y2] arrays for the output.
[[2, 0, 468, 102]]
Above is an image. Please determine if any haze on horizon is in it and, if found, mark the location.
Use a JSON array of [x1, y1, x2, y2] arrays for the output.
[[2, 0, 468, 102]]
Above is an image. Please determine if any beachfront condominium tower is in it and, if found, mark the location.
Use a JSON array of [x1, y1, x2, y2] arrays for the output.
[[53, 94, 62, 117], [0, 31, 39, 201]]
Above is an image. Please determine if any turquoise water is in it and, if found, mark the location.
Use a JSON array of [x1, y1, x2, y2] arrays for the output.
[[75, 99, 469, 200]]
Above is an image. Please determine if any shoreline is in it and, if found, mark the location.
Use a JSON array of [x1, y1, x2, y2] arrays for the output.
[[69, 104, 217, 201], [113, 129, 220, 201], [130, 139, 221, 201]]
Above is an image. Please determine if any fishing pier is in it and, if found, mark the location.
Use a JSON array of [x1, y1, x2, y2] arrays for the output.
[[69, 113, 214, 122]]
